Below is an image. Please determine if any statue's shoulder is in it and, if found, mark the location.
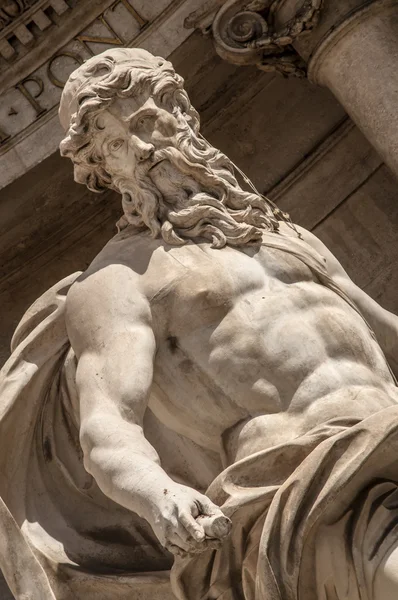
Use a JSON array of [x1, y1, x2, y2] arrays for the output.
[[67, 229, 190, 309], [97, 228, 221, 274]]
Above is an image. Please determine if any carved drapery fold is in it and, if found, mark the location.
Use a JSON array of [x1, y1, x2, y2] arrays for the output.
[[211, 0, 324, 77]]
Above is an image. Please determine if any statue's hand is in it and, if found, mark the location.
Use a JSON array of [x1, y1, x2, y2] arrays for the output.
[[148, 483, 231, 557]]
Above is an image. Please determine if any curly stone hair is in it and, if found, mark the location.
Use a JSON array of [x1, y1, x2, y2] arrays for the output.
[[59, 48, 299, 247], [59, 50, 200, 193]]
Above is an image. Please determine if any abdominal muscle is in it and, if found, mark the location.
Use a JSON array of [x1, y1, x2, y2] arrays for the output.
[[152, 280, 398, 464]]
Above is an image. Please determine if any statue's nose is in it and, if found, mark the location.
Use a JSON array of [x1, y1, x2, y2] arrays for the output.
[[132, 136, 155, 162]]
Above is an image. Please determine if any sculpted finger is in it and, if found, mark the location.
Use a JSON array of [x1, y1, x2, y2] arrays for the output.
[[179, 511, 206, 542], [196, 494, 223, 517], [186, 537, 224, 553]]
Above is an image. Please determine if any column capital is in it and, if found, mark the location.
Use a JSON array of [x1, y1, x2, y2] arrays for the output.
[[187, 0, 324, 77]]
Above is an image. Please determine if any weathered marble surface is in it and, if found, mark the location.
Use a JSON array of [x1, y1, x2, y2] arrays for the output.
[[2, 47, 398, 599]]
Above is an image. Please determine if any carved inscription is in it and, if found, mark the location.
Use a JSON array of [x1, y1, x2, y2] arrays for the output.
[[47, 51, 84, 88], [0, 0, 151, 145], [15, 75, 46, 116], [74, 15, 124, 59]]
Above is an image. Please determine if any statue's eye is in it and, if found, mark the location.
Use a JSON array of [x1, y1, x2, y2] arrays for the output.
[[109, 138, 124, 152]]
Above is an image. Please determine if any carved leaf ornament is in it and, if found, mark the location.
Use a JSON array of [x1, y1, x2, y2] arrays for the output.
[[212, 0, 323, 76]]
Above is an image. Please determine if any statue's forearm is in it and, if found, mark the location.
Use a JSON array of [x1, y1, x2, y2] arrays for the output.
[[80, 413, 175, 521]]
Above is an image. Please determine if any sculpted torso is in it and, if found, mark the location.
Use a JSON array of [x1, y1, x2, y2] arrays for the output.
[[58, 48, 398, 571], [71, 224, 397, 469]]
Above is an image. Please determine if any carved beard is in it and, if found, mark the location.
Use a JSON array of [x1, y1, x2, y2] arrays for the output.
[[114, 134, 279, 249]]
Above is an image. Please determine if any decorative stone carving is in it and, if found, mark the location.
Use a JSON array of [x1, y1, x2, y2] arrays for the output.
[[193, 0, 324, 76], [3, 47, 398, 599], [0, 0, 40, 31], [0, 0, 69, 61]]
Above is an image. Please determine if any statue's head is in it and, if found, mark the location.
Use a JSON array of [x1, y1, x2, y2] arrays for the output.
[[60, 48, 280, 247]]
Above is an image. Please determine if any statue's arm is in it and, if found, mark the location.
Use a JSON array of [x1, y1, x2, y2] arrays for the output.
[[296, 224, 398, 375], [65, 264, 229, 554]]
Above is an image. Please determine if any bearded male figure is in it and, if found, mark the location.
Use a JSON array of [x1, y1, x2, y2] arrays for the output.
[[3, 48, 398, 600]]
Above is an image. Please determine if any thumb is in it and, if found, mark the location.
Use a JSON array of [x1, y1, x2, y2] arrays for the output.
[[196, 494, 221, 517]]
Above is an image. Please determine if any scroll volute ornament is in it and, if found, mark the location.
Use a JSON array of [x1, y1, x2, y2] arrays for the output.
[[212, 0, 324, 77]]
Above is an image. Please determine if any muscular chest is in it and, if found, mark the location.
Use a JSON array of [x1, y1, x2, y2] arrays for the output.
[[149, 243, 314, 338], [147, 243, 320, 435]]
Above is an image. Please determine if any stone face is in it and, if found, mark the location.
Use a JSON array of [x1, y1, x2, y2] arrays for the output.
[[2, 46, 398, 598]]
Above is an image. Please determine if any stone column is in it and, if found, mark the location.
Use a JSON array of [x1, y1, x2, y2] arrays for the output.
[[297, 0, 398, 179], [198, 0, 398, 179]]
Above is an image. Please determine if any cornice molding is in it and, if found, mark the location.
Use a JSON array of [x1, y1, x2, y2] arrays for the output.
[[0, 0, 69, 63], [0, 0, 120, 86], [267, 117, 382, 230]]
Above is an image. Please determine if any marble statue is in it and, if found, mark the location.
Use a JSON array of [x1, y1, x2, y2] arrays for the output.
[[2, 48, 398, 600]]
